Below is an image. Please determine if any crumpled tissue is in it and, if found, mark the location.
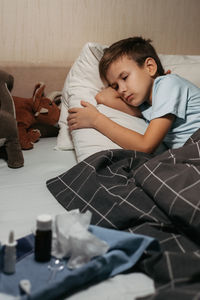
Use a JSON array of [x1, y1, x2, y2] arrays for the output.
[[51, 210, 109, 269]]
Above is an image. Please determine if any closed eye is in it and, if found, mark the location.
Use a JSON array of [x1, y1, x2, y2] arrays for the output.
[[122, 75, 128, 81]]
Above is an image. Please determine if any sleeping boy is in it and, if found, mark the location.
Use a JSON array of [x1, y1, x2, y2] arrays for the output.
[[67, 36, 200, 153]]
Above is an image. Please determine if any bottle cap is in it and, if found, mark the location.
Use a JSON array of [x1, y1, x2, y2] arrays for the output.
[[5, 230, 17, 247], [36, 214, 52, 231]]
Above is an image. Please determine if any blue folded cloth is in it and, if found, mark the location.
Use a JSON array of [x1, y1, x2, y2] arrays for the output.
[[0, 226, 159, 300]]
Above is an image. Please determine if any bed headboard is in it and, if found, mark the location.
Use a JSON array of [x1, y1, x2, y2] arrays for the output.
[[0, 0, 199, 70], [0, 65, 70, 97]]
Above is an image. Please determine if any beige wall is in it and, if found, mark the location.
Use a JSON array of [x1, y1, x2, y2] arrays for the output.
[[0, 0, 200, 66]]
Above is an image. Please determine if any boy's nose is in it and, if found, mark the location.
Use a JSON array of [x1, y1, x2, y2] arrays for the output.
[[118, 83, 127, 95]]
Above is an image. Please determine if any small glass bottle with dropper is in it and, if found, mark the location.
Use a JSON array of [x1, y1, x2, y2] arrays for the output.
[[4, 230, 17, 274], [34, 214, 52, 262]]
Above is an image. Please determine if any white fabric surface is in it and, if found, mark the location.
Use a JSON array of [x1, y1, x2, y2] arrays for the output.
[[0, 137, 155, 299], [159, 54, 200, 88], [0, 138, 76, 244]]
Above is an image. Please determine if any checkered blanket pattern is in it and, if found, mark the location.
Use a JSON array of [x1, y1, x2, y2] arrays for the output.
[[47, 129, 200, 300]]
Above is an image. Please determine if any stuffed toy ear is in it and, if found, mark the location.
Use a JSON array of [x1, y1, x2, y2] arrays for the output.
[[0, 70, 15, 116], [32, 83, 46, 112], [33, 82, 45, 100]]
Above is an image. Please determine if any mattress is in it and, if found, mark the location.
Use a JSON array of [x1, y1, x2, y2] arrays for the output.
[[0, 137, 154, 300]]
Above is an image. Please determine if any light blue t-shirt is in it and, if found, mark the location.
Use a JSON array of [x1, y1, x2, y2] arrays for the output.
[[140, 74, 200, 149]]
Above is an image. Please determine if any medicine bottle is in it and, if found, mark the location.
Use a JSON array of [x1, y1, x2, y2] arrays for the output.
[[4, 230, 17, 274], [34, 214, 52, 262]]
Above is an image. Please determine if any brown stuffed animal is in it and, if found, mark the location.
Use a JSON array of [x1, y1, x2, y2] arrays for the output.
[[13, 83, 61, 150]]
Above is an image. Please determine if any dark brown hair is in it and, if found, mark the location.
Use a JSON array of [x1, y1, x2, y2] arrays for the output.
[[99, 36, 164, 83]]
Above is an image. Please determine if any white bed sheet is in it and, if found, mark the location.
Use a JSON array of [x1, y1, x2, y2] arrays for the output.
[[0, 137, 76, 244], [0, 137, 155, 300]]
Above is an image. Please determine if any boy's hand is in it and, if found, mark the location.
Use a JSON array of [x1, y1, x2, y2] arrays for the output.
[[95, 86, 142, 117], [95, 87, 121, 106], [67, 101, 100, 131]]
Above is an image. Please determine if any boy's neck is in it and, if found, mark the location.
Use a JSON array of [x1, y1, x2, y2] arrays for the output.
[[146, 97, 152, 105]]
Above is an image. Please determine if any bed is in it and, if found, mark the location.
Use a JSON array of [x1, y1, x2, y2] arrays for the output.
[[0, 61, 155, 300], [0, 44, 200, 300]]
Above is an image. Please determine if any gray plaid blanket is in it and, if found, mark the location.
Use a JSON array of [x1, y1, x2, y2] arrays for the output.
[[47, 129, 200, 300]]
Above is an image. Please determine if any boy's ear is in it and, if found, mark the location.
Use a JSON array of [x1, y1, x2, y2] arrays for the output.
[[145, 57, 157, 77]]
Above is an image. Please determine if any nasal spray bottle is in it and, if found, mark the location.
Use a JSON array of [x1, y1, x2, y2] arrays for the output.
[[4, 230, 17, 274]]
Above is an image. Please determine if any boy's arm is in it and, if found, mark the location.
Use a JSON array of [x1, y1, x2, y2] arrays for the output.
[[68, 101, 174, 153], [94, 112, 174, 153], [95, 87, 142, 117]]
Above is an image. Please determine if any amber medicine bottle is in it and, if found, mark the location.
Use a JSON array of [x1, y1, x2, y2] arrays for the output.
[[34, 214, 52, 262]]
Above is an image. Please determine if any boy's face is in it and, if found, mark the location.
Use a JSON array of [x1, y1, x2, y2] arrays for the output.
[[106, 55, 156, 107]]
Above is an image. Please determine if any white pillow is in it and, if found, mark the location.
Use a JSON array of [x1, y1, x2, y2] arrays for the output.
[[56, 42, 200, 161], [56, 42, 147, 161], [73, 105, 147, 161], [160, 54, 200, 87], [55, 102, 74, 150]]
